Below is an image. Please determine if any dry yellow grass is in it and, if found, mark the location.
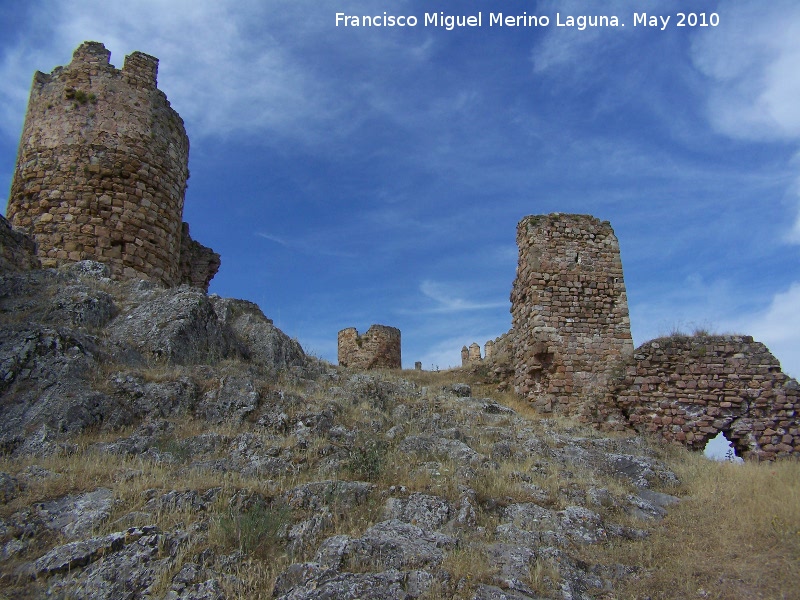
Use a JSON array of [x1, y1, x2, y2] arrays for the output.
[[588, 449, 800, 600]]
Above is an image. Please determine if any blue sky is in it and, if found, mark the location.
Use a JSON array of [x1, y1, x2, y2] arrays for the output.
[[1, 0, 798, 375]]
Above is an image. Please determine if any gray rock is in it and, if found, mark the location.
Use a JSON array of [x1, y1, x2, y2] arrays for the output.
[[316, 520, 458, 571], [637, 488, 681, 508], [44, 283, 118, 328], [535, 546, 609, 600], [95, 419, 176, 457], [0, 471, 22, 503], [627, 490, 680, 520], [274, 563, 413, 600], [471, 583, 541, 599], [480, 400, 516, 415], [445, 383, 472, 397], [0, 213, 40, 272], [59, 260, 112, 280], [211, 296, 306, 371], [557, 506, 607, 544], [110, 372, 199, 418], [36, 488, 115, 539], [283, 480, 375, 512], [483, 543, 538, 596], [165, 576, 225, 600], [143, 488, 222, 513], [398, 435, 483, 467], [44, 529, 174, 599], [226, 433, 297, 477], [0, 267, 114, 329], [1, 537, 27, 560], [596, 452, 678, 489], [197, 375, 260, 423], [26, 525, 158, 578], [107, 286, 237, 365], [178, 432, 230, 456], [497, 503, 609, 548], [0, 325, 131, 453], [288, 511, 334, 553], [19, 464, 60, 481], [383, 493, 453, 531]]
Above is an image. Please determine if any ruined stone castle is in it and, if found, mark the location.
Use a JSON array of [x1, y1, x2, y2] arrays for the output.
[[338, 325, 402, 370], [3, 42, 795, 461], [464, 213, 798, 460], [4, 41, 219, 290]]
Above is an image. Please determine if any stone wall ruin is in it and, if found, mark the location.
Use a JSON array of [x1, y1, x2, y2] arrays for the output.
[[338, 325, 401, 370], [601, 335, 799, 460], [5, 41, 219, 290], [510, 214, 633, 411], [494, 212, 798, 459]]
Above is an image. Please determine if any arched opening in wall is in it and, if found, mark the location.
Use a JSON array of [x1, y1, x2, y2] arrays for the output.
[[703, 431, 743, 463]]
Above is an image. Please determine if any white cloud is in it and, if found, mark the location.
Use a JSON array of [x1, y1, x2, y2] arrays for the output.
[[690, 1, 800, 245], [691, 0, 800, 142], [632, 278, 800, 378], [415, 337, 465, 372], [733, 283, 800, 378], [788, 152, 800, 245], [256, 231, 357, 258], [418, 280, 507, 313], [0, 0, 373, 143], [531, 0, 647, 73]]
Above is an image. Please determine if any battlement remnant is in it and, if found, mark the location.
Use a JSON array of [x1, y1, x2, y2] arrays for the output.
[[510, 213, 633, 411], [338, 325, 401, 370], [461, 340, 497, 367], [5, 41, 219, 290]]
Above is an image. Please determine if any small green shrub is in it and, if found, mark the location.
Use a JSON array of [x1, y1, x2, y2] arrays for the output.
[[216, 503, 291, 559], [346, 438, 387, 482]]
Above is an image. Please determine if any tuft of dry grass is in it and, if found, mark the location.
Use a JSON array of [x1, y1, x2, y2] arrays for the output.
[[439, 543, 499, 597], [528, 555, 562, 596]]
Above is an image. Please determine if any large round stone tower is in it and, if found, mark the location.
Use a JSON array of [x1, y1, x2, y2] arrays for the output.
[[5, 41, 216, 287]]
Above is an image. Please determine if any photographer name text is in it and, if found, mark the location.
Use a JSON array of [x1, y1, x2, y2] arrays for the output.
[[335, 12, 720, 31]]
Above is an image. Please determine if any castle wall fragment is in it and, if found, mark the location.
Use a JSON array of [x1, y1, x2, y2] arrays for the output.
[[338, 325, 401, 370], [603, 335, 799, 460]]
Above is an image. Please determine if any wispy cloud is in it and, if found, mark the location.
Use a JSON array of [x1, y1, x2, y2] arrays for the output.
[[690, 0, 800, 245], [256, 231, 356, 258], [691, 0, 800, 142], [418, 280, 507, 313], [531, 0, 648, 74], [629, 272, 800, 377], [0, 0, 398, 145]]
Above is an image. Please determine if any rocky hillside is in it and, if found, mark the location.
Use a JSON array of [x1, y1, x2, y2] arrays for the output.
[[0, 262, 795, 599]]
